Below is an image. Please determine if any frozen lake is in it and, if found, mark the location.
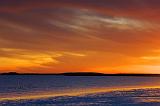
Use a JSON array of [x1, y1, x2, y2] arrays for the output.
[[0, 75, 160, 105]]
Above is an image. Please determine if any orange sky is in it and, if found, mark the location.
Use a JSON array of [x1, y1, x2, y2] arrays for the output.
[[0, 0, 160, 74]]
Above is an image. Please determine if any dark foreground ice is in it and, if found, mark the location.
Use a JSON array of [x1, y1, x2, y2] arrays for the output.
[[1, 88, 160, 106]]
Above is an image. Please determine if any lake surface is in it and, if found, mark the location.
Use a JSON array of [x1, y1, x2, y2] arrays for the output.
[[0, 75, 160, 106]]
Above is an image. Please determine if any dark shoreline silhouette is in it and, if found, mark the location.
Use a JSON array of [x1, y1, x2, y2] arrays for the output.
[[1, 72, 160, 77]]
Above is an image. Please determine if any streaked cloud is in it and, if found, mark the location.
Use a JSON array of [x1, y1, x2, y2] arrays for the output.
[[0, 47, 86, 71]]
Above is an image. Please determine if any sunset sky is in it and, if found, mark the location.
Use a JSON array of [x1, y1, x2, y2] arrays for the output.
[[0, 0, 160, 74]]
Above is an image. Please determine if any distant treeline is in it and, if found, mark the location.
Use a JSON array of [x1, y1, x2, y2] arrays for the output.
[[1, 72, 160, 77]]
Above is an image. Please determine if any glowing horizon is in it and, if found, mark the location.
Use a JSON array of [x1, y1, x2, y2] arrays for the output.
[[0, 0, 160, 74]]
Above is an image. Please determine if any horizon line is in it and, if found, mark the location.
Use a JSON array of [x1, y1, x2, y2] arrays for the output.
[[1, 72, 160, 77]]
